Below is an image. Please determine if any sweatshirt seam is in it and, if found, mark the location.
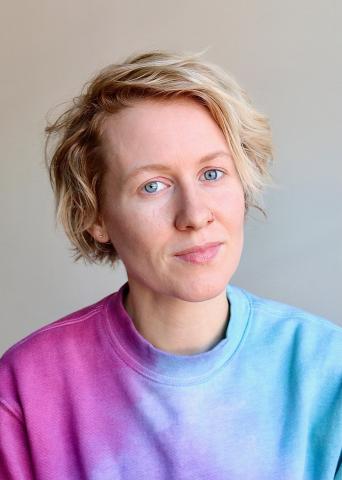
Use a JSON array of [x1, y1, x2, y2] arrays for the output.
[[2, 306, 103, 357], [251, 304, 342, 335], [0, 398, 23, 423], [0, 306, 105, 426], [103, 289, 252, 386]]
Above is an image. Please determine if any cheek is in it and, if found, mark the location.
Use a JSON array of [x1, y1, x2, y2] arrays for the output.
[[105, 206, 166, 255], [217, 186, 245, 225]]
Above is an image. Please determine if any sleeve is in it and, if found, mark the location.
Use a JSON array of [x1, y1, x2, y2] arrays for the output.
[[0, 400, 34, 479]]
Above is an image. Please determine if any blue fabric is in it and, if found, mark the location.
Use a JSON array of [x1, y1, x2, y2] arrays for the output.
[[0, 283, 341, 479]]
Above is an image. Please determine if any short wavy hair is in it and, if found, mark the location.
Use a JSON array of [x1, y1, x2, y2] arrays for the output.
[[46, 50, 273, 265]]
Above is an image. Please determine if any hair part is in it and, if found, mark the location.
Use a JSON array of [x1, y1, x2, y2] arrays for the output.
[[46, 50, 273, 265]]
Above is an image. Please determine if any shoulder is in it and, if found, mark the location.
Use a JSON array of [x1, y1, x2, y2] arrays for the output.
[[229, 284, 342, 367], [229, 285, 342, 410], [0, 291, 119, 416], [231, 284, 342, 334], [0, 292, 114, 375]]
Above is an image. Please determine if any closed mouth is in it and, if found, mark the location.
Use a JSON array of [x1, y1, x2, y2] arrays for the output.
[[174, 241, 222, 256]]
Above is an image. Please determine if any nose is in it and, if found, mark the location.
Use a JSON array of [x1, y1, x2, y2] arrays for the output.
[[174, 188, 214, 231]]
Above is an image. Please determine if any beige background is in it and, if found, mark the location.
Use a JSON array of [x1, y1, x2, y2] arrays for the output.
[[1, 0, 341, 354]]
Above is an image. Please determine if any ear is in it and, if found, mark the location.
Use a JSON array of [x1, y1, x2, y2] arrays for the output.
[[87, 216, 110, 244]]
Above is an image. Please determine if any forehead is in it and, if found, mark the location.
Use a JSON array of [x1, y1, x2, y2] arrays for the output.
[[101, 97, 230, 172]]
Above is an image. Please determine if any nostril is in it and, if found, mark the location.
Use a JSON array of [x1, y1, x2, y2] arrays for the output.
[[208, 212, 215, 223], [175, 207, 215, 231]]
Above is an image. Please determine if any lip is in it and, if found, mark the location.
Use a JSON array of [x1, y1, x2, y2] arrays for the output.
[[174, 242, 223, 265], [174, 241, 222, 256]]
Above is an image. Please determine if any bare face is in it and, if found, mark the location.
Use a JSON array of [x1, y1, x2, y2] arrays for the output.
[[93, 97, 245, 302]]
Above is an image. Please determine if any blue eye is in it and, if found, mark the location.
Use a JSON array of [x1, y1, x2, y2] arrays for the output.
[[143, 181, 166, 194], [202, 169, 224, 181]]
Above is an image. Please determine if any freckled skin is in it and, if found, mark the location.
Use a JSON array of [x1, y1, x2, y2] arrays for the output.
[[93, 97, 245, 306]]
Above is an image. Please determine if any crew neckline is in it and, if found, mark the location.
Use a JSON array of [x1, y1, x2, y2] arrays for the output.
[[104, 282, 251, 386]]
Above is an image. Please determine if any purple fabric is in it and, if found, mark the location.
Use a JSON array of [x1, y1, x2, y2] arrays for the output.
[[0, 283, 341, 479]]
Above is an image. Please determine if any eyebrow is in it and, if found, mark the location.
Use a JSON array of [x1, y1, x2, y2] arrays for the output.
[[124, 150, 232, 183]]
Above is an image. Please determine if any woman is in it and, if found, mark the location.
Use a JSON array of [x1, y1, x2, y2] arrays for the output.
[[0, 51, 341, 479]]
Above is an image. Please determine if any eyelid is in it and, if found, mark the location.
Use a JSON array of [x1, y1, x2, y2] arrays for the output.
[[140, 179, 170, 195], [200, 168, 226, 180], [139, 168, 226, 195]]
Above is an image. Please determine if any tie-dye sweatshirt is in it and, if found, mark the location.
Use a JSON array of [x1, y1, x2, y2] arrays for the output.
[[0, 282, 341, 480]]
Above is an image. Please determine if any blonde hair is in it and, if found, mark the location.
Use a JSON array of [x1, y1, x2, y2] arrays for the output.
[[46, 50, 273, 264]]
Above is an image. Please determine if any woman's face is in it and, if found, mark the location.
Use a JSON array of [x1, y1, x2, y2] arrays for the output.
[[95, 97, 245, 302]]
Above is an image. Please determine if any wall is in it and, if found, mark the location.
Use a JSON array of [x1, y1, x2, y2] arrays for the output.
[[1, 0, 341, 354]]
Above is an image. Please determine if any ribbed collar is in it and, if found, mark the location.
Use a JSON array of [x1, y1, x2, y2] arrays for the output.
[[104, 282, 251, 386]]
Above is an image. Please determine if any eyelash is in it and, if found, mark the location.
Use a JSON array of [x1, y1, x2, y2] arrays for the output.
[[141, 169, 225, 195]]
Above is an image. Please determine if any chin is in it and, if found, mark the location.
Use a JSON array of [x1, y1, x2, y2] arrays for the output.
[[170, 273, 231, 303]]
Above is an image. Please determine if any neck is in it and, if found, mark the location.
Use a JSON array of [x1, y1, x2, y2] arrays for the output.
[[123, 279, 230, 355]]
